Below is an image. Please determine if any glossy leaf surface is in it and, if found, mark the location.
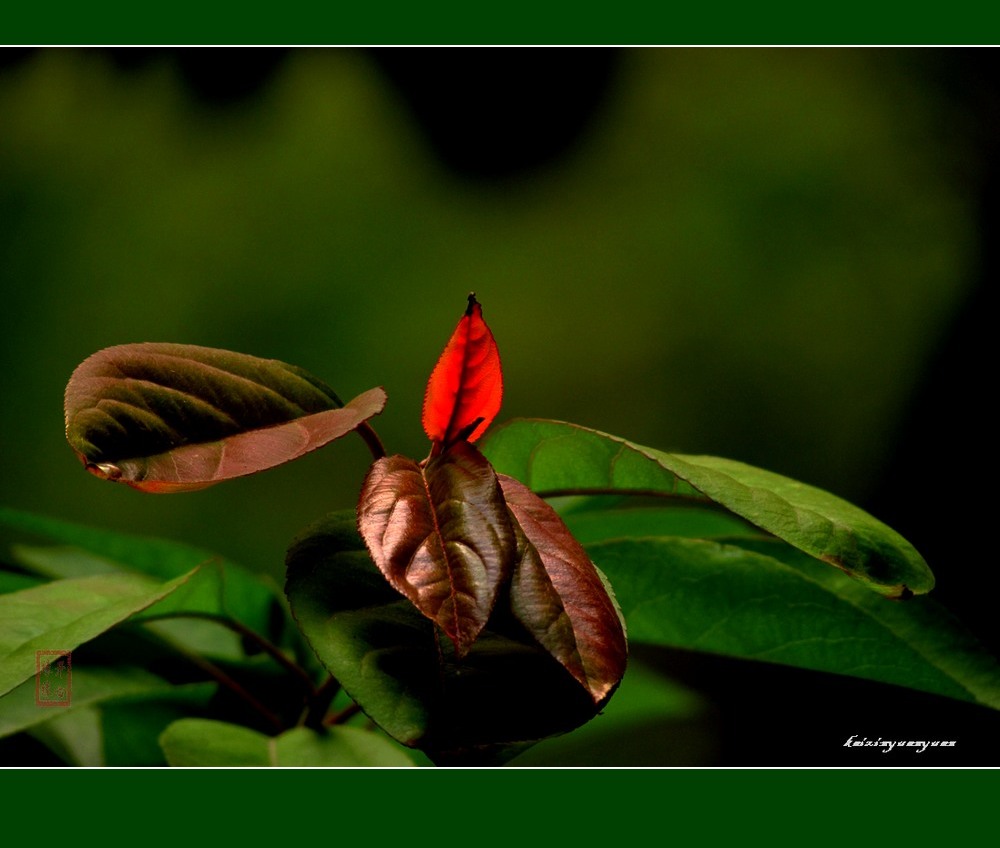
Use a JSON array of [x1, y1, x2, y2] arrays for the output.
[[481, 419, 933, 598], [422, 294, 502, 445], [499, 474, 627, 703], [357, 441, 515, 656], [159, 718, 415, 767], [286, 512, 602, 764], [65, 342, 385, 492]]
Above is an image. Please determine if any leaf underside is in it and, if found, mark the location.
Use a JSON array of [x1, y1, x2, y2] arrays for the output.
[[65, 342, 385, 491], [590, 534, 1000, 711], [499, 474, 627, 704]]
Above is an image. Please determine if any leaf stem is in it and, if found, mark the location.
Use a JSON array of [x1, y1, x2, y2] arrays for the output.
[[144, 612, 318, 696], [220, 617, 319, 696], [304, 675, 342, 730], [324, 701, 362, 726], [150, 631, 284, 733], [357, 422, 387, 460]]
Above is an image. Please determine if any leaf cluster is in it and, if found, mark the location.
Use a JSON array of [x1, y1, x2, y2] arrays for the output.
[[2, 296, 996, 766]]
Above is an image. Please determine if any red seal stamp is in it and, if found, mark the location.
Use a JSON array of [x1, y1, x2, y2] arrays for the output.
[[35, 650, 72, 707]]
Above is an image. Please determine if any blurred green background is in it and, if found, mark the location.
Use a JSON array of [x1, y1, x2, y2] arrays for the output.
[[0, 47, 982, 584]]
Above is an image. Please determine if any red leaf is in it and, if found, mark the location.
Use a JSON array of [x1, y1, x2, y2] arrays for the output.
[[498, 474, 628, 704], [357, 441, 516, 657], [422, 294, 502, 446]]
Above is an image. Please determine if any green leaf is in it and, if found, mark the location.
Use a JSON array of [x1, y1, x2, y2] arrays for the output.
[[6, 543, 263, 661], [286, 511, 603, 765], [139, 618, 245, 661], [481, 419, 933, 597], [64, 342, 385, 492], [506, 660, 714, 767], [159, 718, 416, 766], [0, 569, 196, 698], [0, 665, 170, 739], [0, 507, 283, 644], [560, 503, 757, 545], [25, 683, 216, 766], [0, 569, 42, 594], [9, 545, 124, 580], [590, 536, 1000, 711], [100, 684, 218, 766], [2, 505, 237, 579], [29, 706, 105, 766]]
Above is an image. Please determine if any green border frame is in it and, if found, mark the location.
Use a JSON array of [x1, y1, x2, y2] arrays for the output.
[[3, 2, 999, 45]]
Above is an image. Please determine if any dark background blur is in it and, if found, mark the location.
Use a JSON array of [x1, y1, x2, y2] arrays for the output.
[[1, 47, 995, 765]]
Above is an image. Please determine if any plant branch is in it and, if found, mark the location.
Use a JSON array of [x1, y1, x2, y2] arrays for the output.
[[304, 675, 342, 730], [146, 629, 284, 733], [146, 612, 318, 697], [220, 617, 318, 696], [357, 422, 387, 460], [324, 701, 362, 727]]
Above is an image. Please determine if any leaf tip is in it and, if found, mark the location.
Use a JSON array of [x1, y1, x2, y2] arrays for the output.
[[889, 584, 915, 602], [87, 461, 123, 483]]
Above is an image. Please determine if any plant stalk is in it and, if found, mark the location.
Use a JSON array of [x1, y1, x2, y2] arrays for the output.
[[357, 422, 387, 460], [304, 675, 342, 730]]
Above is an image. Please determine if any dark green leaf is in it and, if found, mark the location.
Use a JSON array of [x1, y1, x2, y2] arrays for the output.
[[100, 684, 218, 766], [560, 503, 758, 544], [0, 665, 170, 739], [159, 718, 415, 766], [507, 660, 714, 767], [9, 544, 123, 580], [2, 505, 239, 579], [0, 507, 283, 646], [481, 419, 933, 597], [0, 570, 43, 594], [357, 442, 515, 657], [590, 536, 1000, 710], [286, 512, 602, 764], [64, 342, 385, 492], [25, 683, 216, 766]]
